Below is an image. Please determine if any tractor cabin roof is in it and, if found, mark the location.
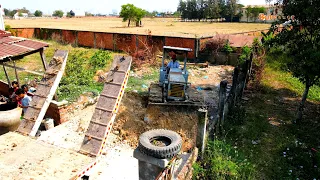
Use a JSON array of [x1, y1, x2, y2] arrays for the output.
[[0, 30, 49, 62]]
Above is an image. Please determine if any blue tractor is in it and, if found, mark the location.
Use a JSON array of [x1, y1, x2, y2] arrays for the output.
[[149, 46, 202, 105]]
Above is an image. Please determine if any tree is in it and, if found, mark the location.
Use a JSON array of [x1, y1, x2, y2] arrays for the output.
[[218, 0, 227, 17], [52, 10, 64, 18], [134, 8, 146, 26], [225, 0, 238, 21], [67, 10, 75, 18], [4, 8, 9, 16], [34, 10, 43, 17], [20, 7, 29, 13], [251, 6, 265, 22], [268, 0, 320, 123], [85, 12, 94, 16], [237, 4, 244, 19], [177, 0, 188, 20], [8, 10, 17, 17], [120, 4, 137, 27], [245, 5, 252, 22], [186, 0, 197, 20], [197, 0, 206, 21]]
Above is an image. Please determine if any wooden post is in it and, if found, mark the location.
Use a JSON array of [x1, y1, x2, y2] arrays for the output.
[[40, 48, 48, 71], [12, 59, 20, 86], [218, 80, 228, 134], [231, 67, 239, 107], [2, 63, 11, 87]]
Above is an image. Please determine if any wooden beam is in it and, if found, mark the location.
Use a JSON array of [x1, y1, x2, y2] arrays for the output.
[[2, 49, 41, 62], [29, 50, 69, 137], [39, 48, 48, 71], [2, 63, 11, 87], [2, 64, 44, 76], [12, 60, 20, 87]]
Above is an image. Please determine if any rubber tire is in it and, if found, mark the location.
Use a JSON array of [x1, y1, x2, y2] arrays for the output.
[[138, 129, 182, 159]]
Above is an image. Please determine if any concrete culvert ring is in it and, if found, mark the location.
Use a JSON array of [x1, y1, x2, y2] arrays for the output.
[[138, 129, 182, 159]]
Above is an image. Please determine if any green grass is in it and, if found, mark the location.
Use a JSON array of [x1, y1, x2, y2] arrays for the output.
[[194, 52, 320, 179], [264, 52, 320, 102], [0, 40, 114, 102], [126, 68, 159, 94]]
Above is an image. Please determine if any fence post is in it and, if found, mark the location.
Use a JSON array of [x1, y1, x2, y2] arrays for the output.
[[231, 67, 239, 107], [217, 80, 228, 134], [245, 53, 254, 86], [196, 108, 208, 159], [239, 60, 249, 99]]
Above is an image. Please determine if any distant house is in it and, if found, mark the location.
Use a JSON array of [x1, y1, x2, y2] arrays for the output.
[[72, 10, 85, 17], [14, 12, 28, 19], [240, 5, 283, 23]]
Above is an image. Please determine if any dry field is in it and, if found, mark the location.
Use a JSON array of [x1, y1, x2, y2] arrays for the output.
[[5, 17, 270, 37]]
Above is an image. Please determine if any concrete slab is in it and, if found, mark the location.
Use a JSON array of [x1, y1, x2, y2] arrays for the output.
[[90, 143, 139, 180], [0, 132, 93, 180]]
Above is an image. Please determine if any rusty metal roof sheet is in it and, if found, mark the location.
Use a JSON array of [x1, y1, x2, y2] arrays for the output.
[[212, 34, 259, 47], [0, 30, 49, 61]]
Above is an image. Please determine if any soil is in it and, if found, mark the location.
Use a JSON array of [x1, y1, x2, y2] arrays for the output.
[[113, 65, 234, 152], [113, 92, 198, 152]]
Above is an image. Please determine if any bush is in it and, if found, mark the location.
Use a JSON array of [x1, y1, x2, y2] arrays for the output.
[[239, 46, 252, 65], [201, 37, 226, 54], [222, 42, 233, 55], [5, 25, 11, 31], [58, 50, 112, 101]]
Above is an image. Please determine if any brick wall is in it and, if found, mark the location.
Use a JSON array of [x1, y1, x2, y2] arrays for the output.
[[10, 27, 265, 61]]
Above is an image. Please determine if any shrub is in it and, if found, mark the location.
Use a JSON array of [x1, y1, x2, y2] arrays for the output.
[[58, 50, 112, 101], [201, 37, 226, 54], [5, 25, 11, 31], [239, 46, 252, 65]]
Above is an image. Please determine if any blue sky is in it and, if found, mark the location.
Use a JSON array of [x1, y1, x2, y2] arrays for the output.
[[1, 0, 267, 15]]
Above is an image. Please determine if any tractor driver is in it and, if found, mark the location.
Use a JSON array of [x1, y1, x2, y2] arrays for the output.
[[166, 54, 180, 73]]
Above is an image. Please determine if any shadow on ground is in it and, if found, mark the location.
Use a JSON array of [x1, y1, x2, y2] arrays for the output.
[[223, 83, 320, 179]]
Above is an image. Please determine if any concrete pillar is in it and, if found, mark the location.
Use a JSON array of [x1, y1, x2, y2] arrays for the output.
[[133, 149, 171, 180], [196, 108, 208, 159]]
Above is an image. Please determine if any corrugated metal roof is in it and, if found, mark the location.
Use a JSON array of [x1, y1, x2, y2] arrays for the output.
[[0, 30, 49, 61], [213, 34, 258, 47]]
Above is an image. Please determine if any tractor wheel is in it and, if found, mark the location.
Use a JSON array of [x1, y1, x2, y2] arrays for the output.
[[138, 129, 182, 159]]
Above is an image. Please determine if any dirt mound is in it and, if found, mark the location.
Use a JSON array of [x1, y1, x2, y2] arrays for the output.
[[113, 92, 198, 152]]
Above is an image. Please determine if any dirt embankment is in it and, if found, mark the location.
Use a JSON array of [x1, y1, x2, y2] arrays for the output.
[[113, 93, 198, 152]]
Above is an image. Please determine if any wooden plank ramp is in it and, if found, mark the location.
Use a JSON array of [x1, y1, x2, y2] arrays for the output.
[[16, 50, 68, 136], [79, 55, 132, 157]]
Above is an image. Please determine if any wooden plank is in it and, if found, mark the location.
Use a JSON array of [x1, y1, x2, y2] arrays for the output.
[[16, 50, 68, 136], [29, 50, 68, 137], [79, 55, 132, 156]]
